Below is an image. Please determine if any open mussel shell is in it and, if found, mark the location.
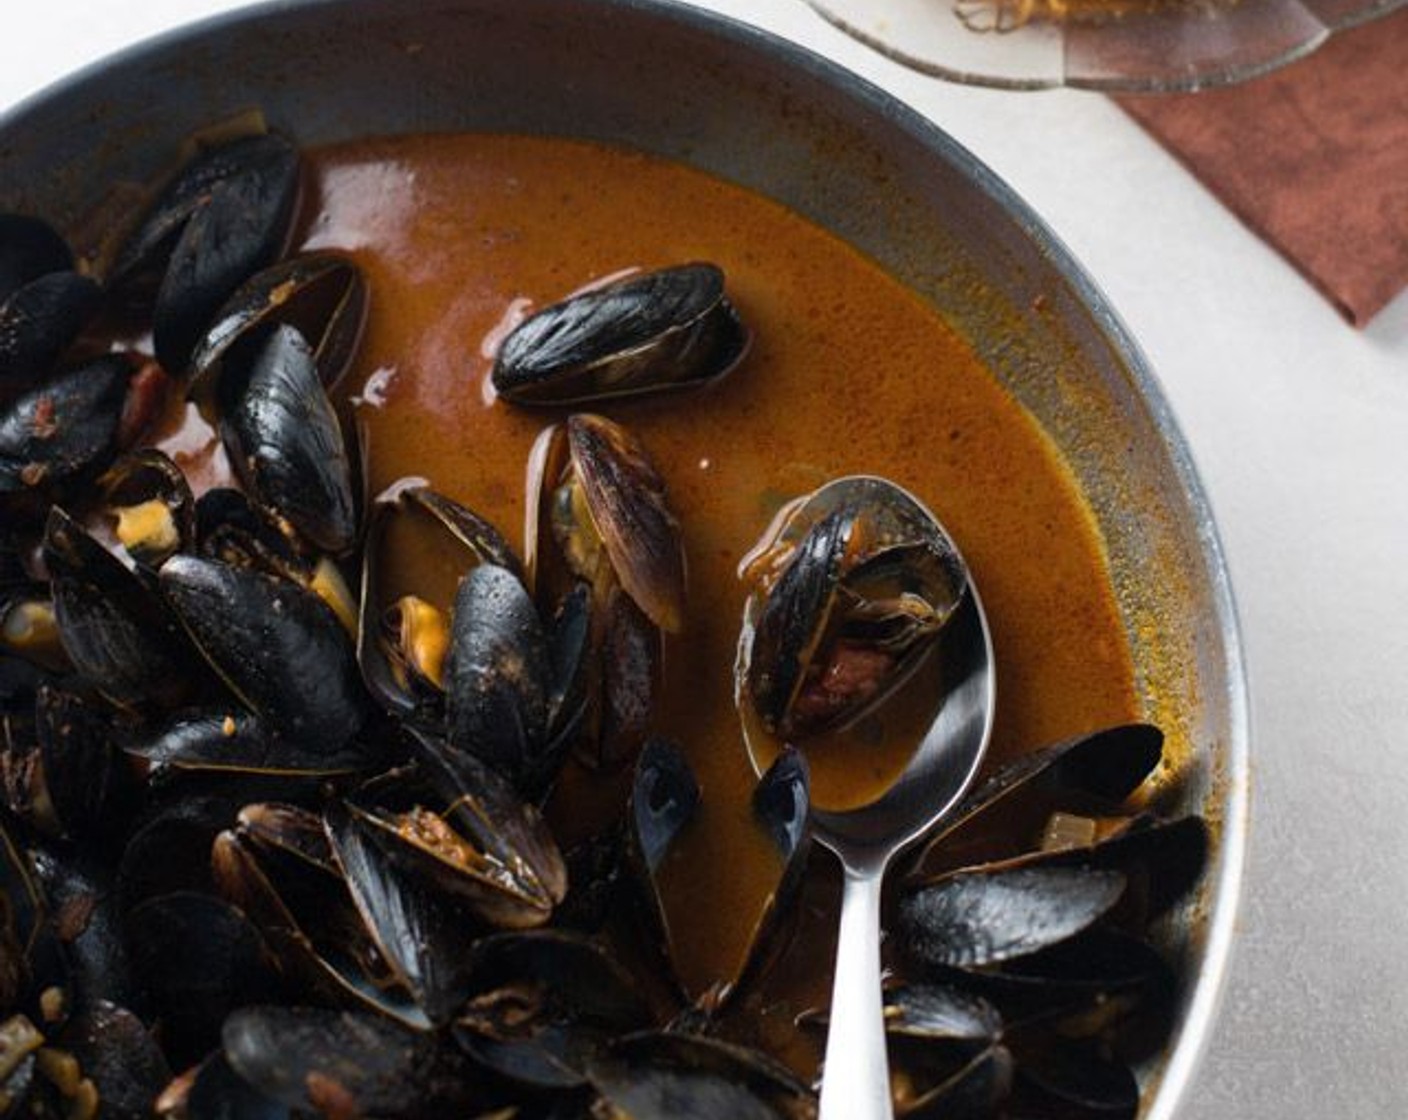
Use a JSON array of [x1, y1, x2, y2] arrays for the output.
[[44, 505, 206, 709], [158, 554, 368, 751], [347, 732, 567, 928], [586, 1031, 816, 1120], [216, 322, 357, 556], [109, 133, 302, 376], [708, 747, 812, 1013], [491, 262, 749, 406], [452, 929, 655, 1090], [3, 684, 141, 842], [92, 448, 197, 570], [526, 413, 685, 635], [222, 1005, 487, 1119], [324, 799, 481, 1026], [912, 723, 1167, 877], [189, 251, 368, 406], [742, 475, 966, 740], [881, 987, 1012, 1120], [358, 480, 521, 722], [212, 803, 429, 1030], [0, 355, 133, 498], [625, 737, 700, 1002]]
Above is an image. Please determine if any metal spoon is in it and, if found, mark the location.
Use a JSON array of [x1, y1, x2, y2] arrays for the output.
[[738, 476, 996, 1120]]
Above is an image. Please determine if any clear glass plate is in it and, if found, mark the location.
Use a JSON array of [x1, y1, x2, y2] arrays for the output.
[[805, 0, 1406, 90]]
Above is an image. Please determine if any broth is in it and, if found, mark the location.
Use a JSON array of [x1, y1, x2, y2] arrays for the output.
[[300, 132, 1139, 1041]]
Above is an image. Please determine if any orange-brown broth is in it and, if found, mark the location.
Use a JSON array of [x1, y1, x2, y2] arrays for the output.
[[301, 133, 1138, 1040]]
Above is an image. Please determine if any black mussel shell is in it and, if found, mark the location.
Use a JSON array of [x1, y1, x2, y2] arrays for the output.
[[624, 738, 700, 1003], [453, 929, 655, 1090], [563, 413, 686, 634], [158, 555, 368, 751], [586, 1031, 815, 1120], [217, 322, 357, 555], [190, 251, 368, 404], [177, 1051, 290, 1120], [223, 1005, 487, 1119], [44, 506, 205, 709], [0, 818, 68, 1017], [896, 865, 1127, 972], [357, 481, 522, 723], [0, 271, 103, 385], [747, 506, 851, 739], [445, 563, 552, 794], [28, 844, 143, 1016], [324, 800, 480, 1026], [55, 1001, 171, 1120], [913, 723, 1166, 877], [0, 214, 75, 302], [351, 734, 568, 928], [13, 684, 141, 841], [492, 262, 749, 406], [525, 414, 685, 636], [714, 748, 812, 1010], [744, 477, 965, 740], [212, 805, 428, 1030], [108, 133, 301, 375], [125, 891, 284, 1069], [0, 354, 132, 496], [127, 708, 373, 776]]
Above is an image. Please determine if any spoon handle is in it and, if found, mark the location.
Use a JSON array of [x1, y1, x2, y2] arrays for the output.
[[818, 860, 894, 1120]]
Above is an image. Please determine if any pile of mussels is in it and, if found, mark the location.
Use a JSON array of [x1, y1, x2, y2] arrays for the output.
[[0, 129, 1208, 1119]]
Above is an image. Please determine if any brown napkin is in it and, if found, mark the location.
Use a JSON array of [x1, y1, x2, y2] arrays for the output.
[[1114, 8, 1408, 326]]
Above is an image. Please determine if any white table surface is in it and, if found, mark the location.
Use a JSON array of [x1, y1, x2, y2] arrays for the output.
[[5, 2, 1406, 1117]]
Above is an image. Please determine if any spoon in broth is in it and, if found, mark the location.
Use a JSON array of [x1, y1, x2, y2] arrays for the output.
[[737, 475, 996, 1120]]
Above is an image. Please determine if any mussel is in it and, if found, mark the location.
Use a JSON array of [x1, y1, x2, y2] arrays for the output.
[[491, 262, 749, 405], [0, 356, 134, 497], [525, 413, 684, 770], [0, 214, 101, 387], [741, 476, 966, 741], [109, 132, 302, 375]]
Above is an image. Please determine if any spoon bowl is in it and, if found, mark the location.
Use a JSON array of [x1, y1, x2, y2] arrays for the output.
[[738, 475, 996, 1120]]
